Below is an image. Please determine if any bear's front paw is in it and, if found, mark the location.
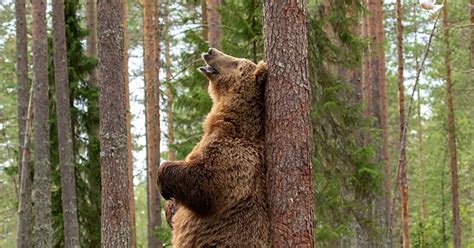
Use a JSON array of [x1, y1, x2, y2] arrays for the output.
[[158, 161, 176, 200]]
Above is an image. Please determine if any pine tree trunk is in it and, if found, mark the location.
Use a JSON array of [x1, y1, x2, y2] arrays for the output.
[[361, 1, 391, 246], [164, 0, 174, 162], [122, 1, 137, 246], [442, 2, 461, 247], [471, 0, 474, 72], [98, 0, 133, 245], [143, 0, 162, 246], [208, 0, 220, 48], [15, 0, 33, 246], [395, 0, 409, 247], [86, 0, 98, 88], [201, 0, 208, 42], [85, 0, 101, 246], [375, 0, 392, 236], [263, 1, 314, 247], [52, 0, 80, 246], [32, 0, 53, 247]]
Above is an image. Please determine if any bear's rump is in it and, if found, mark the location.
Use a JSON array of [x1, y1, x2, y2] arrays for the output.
[[172, 199, 269, 248]]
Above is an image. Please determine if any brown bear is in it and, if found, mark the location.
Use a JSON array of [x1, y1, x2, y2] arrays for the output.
[[158, 48, 270, 247]]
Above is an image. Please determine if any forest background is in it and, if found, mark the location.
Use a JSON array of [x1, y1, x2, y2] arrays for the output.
[[0, 0, 472, 247]]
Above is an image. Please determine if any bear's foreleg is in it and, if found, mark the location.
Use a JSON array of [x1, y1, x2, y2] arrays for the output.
[[158, 160, 221, 216]]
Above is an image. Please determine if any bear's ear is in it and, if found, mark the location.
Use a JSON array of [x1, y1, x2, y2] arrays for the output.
[[254, 61, 267, 86]]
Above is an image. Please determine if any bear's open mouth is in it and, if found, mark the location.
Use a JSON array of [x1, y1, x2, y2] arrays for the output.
[[199, 65, 217, 75]]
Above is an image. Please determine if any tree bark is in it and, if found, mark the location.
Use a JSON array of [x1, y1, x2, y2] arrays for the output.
[[31, 0, 52, 247], [395, 0, 409, 247], [86, 0, 98, 88], [208, 0, 220, 48], [143, 0, 162, 246], [165, 0, 174, 162], [360, 1, 391, 246], [374, 0, 392, 235], [15, 0, 33, 246], [201, 0, 208, 42], [98, 0, 133, 245], [52, 0, 80, 246], [263, 1, 314, 247], [471, 0, 474, 73], [442, 2, 461, 247]]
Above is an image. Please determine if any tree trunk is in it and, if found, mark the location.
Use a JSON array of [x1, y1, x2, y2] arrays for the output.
[[122, 1, 137, 246], [263, 1, 314, 247], [360, 1, 391, 246], [442, 2, 461, 247], [32, 0, 53, 247], [143, 0, 162, 246], [98, 0, 133, 245], [52, 0, 80, 246], [471, 0, 474, 73], [165, 0, 174, 162], [395, 0, 409, 247], [86, 0, 98, 88], [372, 0, 391, 232], [15, 0, 33, 246], [208, 0, 220, 48], [201, 0, 208, 42], [85, 0, 102, 246]]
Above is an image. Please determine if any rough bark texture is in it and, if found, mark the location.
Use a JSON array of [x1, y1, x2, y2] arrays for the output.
[[52, 0, 80, 246], [165, 0, 174, 162], [263, 1, 314, 247], [15, 0, 33, 246], [98, 0, 133, 246], [442, 3, 461, 248], [395, 0, 409, 247], [32, 0, 53, 247], [143, 0, 162, 246], [208, 0, 221, 48]]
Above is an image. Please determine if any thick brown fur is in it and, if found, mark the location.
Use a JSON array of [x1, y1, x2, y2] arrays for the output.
[[158, 48, 270, 247]]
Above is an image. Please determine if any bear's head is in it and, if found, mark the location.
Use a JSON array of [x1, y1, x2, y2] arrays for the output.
[[199, 48, 266, 102]]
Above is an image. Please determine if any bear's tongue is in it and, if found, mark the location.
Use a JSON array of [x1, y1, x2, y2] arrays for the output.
[[199, 65, 217, 74]]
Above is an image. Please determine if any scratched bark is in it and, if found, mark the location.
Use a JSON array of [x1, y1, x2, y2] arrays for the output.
[[263, 1, 314, 247], [98, 0, 133, 246]]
